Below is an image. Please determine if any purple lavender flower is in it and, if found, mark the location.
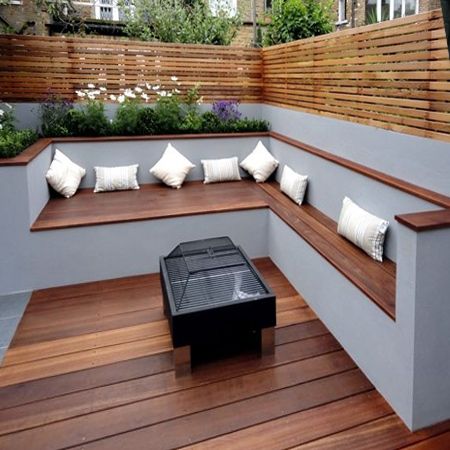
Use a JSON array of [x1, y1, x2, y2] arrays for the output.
[[212, 100, 242, 122]]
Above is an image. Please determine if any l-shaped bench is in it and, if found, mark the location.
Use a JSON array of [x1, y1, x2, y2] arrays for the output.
[[1, 131, 450, 431]]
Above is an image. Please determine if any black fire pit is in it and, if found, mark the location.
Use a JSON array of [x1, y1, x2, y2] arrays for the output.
[[160, 237, 276, 376]]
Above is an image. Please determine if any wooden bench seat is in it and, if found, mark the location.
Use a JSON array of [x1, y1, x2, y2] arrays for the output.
[[31, 178, 396, 319], [31, 180, 268, 231], [258, 182, 396, 319]]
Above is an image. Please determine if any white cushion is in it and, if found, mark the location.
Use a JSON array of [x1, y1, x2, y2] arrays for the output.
[[46, 149, 86, 198], [150, 143, 195, 189], [201, 157, 241, 184], [240, 141, 278, 183], [337, 197, 389, 262], [94, 164, 139, 193], [280, 165, 308, 205]]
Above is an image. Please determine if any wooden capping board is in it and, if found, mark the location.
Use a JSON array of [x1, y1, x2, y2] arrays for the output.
[[0, 132, 269, 167], [258, 182, 396, 319], [0, 138, 52, 166], [269, 131, 450, 210], [395, 209, 450, 231]]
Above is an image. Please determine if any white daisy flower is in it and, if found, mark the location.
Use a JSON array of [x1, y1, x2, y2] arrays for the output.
[[152, 85, 160, 91], [76, 91, 86, 98], [174, 88, 181, 94], [118, 95, 126, 103], [145, 82, 152, 90], [110, 94, 117, 101], [99, 86, 107, 92], [141, 93, 149, 101], [157, 90, 167, 97], [87, 83, 95, 89], [87, 92, 96, 100], [167, 92, 172, 97], [134, 86, 143, 93], [171, 76, 178, 82]]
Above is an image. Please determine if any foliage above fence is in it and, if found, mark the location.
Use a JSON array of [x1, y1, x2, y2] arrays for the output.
[[262, 9, 450, 142], [0, 36, 262, 103]]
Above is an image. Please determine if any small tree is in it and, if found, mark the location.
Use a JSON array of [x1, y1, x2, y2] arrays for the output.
[[120, 0, 241, 45], [263, 0, 333, 46]]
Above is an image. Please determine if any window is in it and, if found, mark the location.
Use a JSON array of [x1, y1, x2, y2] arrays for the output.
[[265, 0, 272, 11], [337, 0, 347, 23], [209, 0, 237, 17], [366, 0, 419, 24], [94, 0, 131, 21]]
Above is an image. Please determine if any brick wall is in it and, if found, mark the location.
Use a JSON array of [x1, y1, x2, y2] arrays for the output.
[[0, 0, 49, 34]]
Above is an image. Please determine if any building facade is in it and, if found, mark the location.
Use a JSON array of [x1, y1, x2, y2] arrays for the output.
[[334, 0, 441, 30], [0, 0, 268, 46]]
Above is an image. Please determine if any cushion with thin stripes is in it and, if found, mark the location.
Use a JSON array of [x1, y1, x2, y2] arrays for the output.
[[337, 197, 389, 262], [280, 165, 308, 205], [94, 164, 139, 193], [201, 157, 242, 184]]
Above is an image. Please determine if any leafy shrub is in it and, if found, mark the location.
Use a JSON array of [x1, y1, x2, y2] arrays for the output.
[[39, 94, 73, 137], [0, 103, 38, 158], [153, 95, 183, 134], [121, 0, 241, 45], [112, 101, 143, 136], [0, 129, 38, 158], [66, 101, 111, 137], [264, 0, 333, 46], [136, 107, 157, 135]]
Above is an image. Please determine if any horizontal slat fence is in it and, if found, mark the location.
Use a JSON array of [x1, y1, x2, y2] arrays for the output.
[[0, 36, 262, 102], [262, 9, 450, 142]]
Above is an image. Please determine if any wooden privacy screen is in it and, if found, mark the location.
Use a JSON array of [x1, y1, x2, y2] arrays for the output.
[[262, 9, 450, 142], [0, 36, 262, 102]]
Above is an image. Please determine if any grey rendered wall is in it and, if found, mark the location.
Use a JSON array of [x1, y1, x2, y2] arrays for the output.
[[10, 103, 262, 132], [404, 226, 450, 430], [54, 136, 269, 188], [262, 104, 450, 197], [268, 137, 439, 262], [267, 212, 415, 428]]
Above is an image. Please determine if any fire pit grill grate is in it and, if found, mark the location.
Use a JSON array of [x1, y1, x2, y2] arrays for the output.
[[163, 237, 269, 312]]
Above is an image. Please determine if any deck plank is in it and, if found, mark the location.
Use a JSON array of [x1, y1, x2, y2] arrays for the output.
[[0, 258, 447, 449]]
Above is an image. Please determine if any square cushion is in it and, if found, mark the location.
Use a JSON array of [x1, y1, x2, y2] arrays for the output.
[[201, 156, 241, 184], [94, 164, 140, 193], [150, 143, 195, 189], [337, 197, 389, 262], [280, 165, 308, 205], [46, 149, 86, 198], [240, 141, 279, 183]]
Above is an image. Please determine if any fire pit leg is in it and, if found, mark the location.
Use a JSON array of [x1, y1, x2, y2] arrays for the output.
[[173, 345, 191, 377], [261, 326, 275, 356]]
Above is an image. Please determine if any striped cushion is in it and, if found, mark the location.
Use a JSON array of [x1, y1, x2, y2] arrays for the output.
[[280, 165, 308, 205], [201, 157, 241, 184], [337, 197, 389, 262], [94, 164, 139, 193]]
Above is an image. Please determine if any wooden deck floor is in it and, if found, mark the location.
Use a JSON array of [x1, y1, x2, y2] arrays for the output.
[[0, 258, 449, 450]]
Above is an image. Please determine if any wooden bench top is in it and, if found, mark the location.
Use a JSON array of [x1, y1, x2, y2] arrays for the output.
[[31, 179, 396, 319], [31, 180, 268, 231], [258, 182, 396, 319]]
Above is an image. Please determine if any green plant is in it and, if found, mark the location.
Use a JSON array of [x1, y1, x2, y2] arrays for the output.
[[153, 91, 183, 134], [136, 107, 157, 135], [0, 129, 38, 158], [39, 94, 73, 137], [67, 101, 111, 137], [120, 0, 241, 45], [365, 7, 389, 24], [112, 101, 143, 136], [263, 0, 333, 46]]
